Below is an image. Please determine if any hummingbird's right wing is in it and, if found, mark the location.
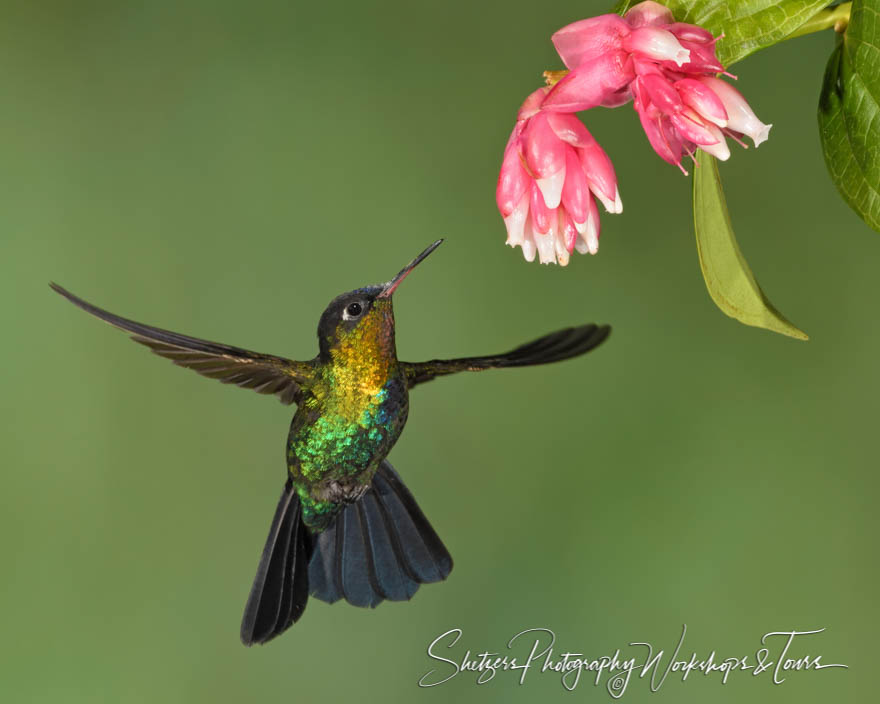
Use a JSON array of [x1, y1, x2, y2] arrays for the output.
[[51, 283, 315, 405], [402, 324, 611, 388]]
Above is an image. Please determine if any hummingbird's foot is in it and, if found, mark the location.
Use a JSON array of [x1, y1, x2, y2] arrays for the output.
[[316, 478, 371, 504]]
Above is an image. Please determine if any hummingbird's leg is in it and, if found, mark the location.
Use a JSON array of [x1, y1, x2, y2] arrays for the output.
[[317, 479, 371, 504]]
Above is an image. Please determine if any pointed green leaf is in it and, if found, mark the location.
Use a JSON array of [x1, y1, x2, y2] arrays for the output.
[[611, 0, 828, 66], [693, 152, 808, 340], [818, 0, 880, 233]]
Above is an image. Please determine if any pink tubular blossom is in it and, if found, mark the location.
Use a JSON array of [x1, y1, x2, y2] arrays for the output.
[[664, 22, 714, 44], [496, 1, 771, 261], [697, 76, 772, 146], [542, 50, 635, 112], [496, 96, 620, 265], [630, 67, 769, 171], [623, 1, 674, 28], [623, 27, 690, 66], [496, 143, 529, 218], [631, 74, 714, 172], [668, 38, 725, 74], [552, 15, 632, 70], [675, 78, 728, 127], [524, 113, 567, 180]]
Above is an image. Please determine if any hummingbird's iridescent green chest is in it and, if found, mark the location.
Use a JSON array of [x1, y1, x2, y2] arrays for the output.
[[288, 371, 408, 483]]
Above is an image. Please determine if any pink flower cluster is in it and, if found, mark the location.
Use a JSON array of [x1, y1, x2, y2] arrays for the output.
[[496, 1, 772, 265]]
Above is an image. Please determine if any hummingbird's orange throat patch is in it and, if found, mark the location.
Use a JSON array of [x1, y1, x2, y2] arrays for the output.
[[330, 302, 398, 395]]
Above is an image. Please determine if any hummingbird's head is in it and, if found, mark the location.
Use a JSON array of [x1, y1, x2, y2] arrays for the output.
[[317, 240, 443, 362]]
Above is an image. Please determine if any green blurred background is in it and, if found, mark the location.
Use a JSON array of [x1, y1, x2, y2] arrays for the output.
[[1, 0, 874, 701]]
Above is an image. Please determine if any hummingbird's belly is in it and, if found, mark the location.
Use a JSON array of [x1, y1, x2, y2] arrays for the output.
[[288, 379, 408, 486]]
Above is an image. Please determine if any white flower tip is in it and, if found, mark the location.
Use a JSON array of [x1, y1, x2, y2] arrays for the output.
[[521, 235, 537, 262], [752, 123, 771, 148], [628, 28, 691, 67], [673, 48, 691, 67], [503, 214, 526, 247], [502, 194, 528, 246], [594, 189, 621, 214], [536, 168, 565, 209], [554, 230, 570, 266], [581, 217, 600, 255], [535, 232, 557, 265], [700, 138, 731, 161]]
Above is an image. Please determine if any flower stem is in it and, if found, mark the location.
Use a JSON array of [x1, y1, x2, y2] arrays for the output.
[[786, 2, 851, 41]]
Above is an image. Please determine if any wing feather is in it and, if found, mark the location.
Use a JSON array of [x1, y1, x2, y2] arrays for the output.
[[402, 324, 610, 388], [51, 283, 314, 405]]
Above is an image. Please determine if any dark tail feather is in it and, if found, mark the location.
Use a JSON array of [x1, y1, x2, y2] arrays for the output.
[[308, 460, 452, 608], [240, 482, 311, 646]]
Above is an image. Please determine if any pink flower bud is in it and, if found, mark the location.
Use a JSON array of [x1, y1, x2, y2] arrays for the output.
[[579, 139, 621, 214], [551, 15, 632, 69], [524, 113, 566, 179], [639, 72, 684, 116], [542, 50, 634, 112], [496, 141, 530, 218], [671, 108, 721, 146], [546, 111, 594, 147], [530, 182, 553, 234], [624, 1, 674, 28], [665, 22, 715, 44], [561, 148, 590, 224], [636, 105, 682, 167], [560, 210, 579, 253], [675, 78, 728, 127]]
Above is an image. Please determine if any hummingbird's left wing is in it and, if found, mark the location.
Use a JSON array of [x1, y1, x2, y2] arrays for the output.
[[51, 283, 315, 405], [402, 323, 610, 388]]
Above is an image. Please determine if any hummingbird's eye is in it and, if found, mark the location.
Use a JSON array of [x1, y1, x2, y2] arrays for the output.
[[343, 301, 364, 320]]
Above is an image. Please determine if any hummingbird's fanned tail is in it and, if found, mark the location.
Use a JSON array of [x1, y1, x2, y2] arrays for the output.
[[240, 482, 311, 646], [308, 461, 452, 607]]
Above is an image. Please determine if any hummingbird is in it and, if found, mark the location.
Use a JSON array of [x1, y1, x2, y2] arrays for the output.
[[50, 240, 611, 645]]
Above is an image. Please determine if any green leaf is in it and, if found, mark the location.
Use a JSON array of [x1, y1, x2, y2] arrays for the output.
[[610, 0, 828, 66], [818, 0, 880, 233], [693, 151, 808, 340]]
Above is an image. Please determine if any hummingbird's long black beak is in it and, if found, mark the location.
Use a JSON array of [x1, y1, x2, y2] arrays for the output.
[[377, 239, 443, 298]]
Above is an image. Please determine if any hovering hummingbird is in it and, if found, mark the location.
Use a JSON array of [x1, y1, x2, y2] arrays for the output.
[[51, 240, 610, 645]]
